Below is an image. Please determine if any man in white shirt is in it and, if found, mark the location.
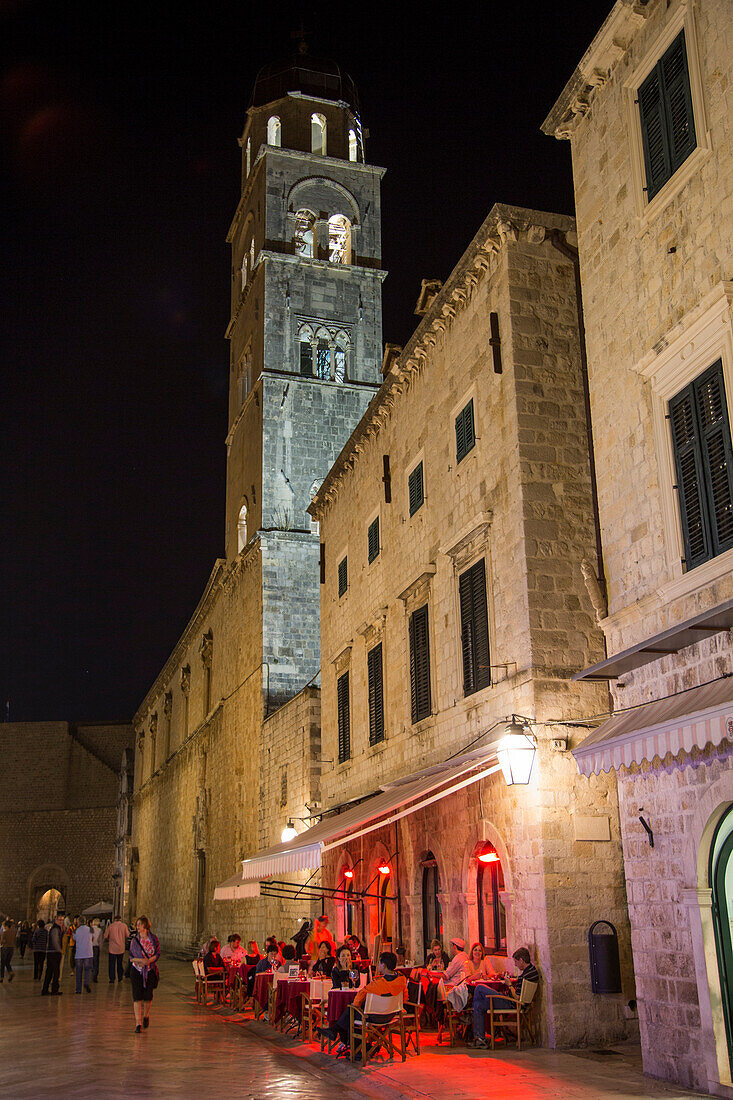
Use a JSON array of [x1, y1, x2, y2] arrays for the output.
[[90, 920, 103, 982], [444, 937, 470, 985], [221, 934, 245, 967], [74, 919, 94, 994], [104, 915, 128, 982]]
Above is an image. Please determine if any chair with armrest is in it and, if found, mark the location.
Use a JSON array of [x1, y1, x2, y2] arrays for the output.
[[402, 976, 423, 1055], [267, 971, 281, 1025], [348, 993, 406, 1066], [487, 979, 538, 1050], [300, 976, 331, 1041], [194, 959, 226, 1005]]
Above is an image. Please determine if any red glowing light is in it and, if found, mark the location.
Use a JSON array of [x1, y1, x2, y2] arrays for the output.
[[378, 864, 391, 875], [344, 869, 354, 879], [478, 851, 500, 864]]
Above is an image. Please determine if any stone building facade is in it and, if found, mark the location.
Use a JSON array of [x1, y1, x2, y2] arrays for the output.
[[544, 0, 733, 1092], [131, 58, 382, 948], [298, 203, 636, 1048], [0, 721, 134, 920]]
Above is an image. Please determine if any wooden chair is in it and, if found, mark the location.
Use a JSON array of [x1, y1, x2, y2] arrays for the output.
[[267, 972, 281, 1025], [487, 979, 538, 1050], [192, 959, 204, 1003], [348, 993, 406, 1065], [194, 959, 225, 1005], [403, 976, 423, 1055], [300, 977, 331, 1041]]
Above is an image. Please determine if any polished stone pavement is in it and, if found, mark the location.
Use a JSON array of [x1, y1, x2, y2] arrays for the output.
[[0, 953, 710, 1099]]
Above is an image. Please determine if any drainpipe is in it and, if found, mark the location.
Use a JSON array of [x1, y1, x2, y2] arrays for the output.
[[549, 228, 607, 610]]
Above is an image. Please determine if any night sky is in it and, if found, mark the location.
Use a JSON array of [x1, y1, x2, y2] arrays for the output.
[[2, 0, 613, 722]]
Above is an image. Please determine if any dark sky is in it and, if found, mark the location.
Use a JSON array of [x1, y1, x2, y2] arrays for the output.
[[1, 0, 612, 722]]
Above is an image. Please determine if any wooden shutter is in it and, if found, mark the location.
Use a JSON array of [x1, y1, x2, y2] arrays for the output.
[[409, 605, 431, 723], [338, 556, 348, 597], [368, 516, 380, 563], [638, 65, 670, 200], [695, 363, 733, 556], [408, 462, 424, 517], [337, 672, 350, 762], [456, 400, 476, 463], [670, 383, 710, 568], [368, 643, 384, 745], [661, 31, 696, 173], [319, 542, 326, 584], [459, 559, 491, 695], [382, 455, 392, 504]]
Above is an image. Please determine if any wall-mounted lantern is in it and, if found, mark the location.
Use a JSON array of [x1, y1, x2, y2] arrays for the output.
[[497, 717, 536, 786], [281, 820, 298, 843]]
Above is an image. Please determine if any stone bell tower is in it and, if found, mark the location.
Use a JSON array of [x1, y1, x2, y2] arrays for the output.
[[224, 53, 385, 708]]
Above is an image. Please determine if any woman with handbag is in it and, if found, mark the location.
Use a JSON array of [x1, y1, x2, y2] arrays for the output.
[[129, 916, 160, 1033]]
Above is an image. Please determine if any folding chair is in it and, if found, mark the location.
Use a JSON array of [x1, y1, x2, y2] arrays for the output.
[[300, 977, 331, 1041], [403, 976, 423, 1055], [195, 959, 225, 1005], [267, 971, 281, 1025], [192, 959, 204, 1003], [488, 979, 538, 1050], [348, 993, 406, 1066]]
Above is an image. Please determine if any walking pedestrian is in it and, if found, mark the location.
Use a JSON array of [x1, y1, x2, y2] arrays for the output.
[[104, 914, 128, 982], [129, 916, 160, 1033], [73, 918, 93, 994], [0, 918, 16, 982], [41, 915, 65, 996], [32, 920, 48, 981], [90, 919, 102, 982], [18, 921, 30, 958]]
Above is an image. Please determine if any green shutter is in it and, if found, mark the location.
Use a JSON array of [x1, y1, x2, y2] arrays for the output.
[[368, 517, 380, 563], [368, 643, 384, 745], [459, 559, 491, 695], [670, 383, 710, 568], [338, 556, 348, 596], [337, 672, 350, 762], [408, 462, 424, 516], [456, 400, 476, 463], [638, 31, 696, 202], [694, 363, 733, 556], [409, 605, 431, 723]]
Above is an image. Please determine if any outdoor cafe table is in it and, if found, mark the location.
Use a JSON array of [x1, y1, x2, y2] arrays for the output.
[[274, 978, 310, 1024], [327, 987, 358, 1026], [253, 971, 273, 1017]]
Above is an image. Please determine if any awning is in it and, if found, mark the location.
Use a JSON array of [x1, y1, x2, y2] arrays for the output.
[[214, 743, 501, 898], [572, 598, 733, 681], [573, 677, 733, 776], [213, 872, 261, 901]]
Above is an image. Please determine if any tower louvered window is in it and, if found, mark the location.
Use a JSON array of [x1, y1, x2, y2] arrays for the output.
[[337, 671, 350, 763], [459, 559, 491, 695], [455, 399, 476, 463], [408, 461, 424, 517], [409, 604, 431, 724], [638, 31, 696, 202], [368, 643, 384, 745], [669, 361, 733, 571], [338, 556, 348, 597], [368, 516, 380, 563]]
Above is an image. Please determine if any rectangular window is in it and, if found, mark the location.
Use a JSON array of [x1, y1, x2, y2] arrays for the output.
[[337, 671, 350, 763], [638, 30, 696, 202], [316, 341, 331, 379], [368, 516, 380, 563], [368, 643, 384, 746], [338, 555, 348, 597], [459, 559, 491, 695], [409, 604, 431, 724], [455, 399, 476, 463], [300, 341, 313, 377], [669, 361, 733, 571], [408, 461, 424, 517]]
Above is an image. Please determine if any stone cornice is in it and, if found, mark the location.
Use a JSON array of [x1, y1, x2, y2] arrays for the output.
[[308, 203, 575, 523], [542, 0, 653, 140]]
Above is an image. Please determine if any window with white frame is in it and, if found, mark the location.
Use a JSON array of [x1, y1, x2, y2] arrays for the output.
[[311, 112, 327, 155], [294, 209, 316, 258], [237, 502, 248, 553], [328, 215, 351, 264], [245, 137, 251, 177], [267, 116, 281, 146], [296, 321, 351, 382], [348, 129, 358, 162]]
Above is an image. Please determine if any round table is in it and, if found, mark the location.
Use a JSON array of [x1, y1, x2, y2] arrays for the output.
[[327, 987, 358, 1026], [253, 971, 273, 1015]]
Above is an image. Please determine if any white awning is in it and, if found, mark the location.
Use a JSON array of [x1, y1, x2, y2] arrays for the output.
[[213, 872, 261, 901], [213, 743, 501, 899], [573, 677, 733, 776]]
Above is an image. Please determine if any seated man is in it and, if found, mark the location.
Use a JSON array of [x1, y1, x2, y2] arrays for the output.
[[221, 933, 245, 968], [471, 947, 539, 1049], [443, 937, 470, 984], [319, 950, 407, 1054], [276, 944, 297, 974], [255, 946, 280, 974]]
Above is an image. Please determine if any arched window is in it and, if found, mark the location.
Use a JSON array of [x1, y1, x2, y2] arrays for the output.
[[299, 327, 313, 377], [476, 844, 507, 954], [311, 112, 327, 155], [237, 350, 251, 405], [379, 872, 393, 947], [241, 254, 248, 290], [421, 852, 443, 960], [250, 238, 255, 271], [245, 137, 251, 177], [348, 129, 358, 162], [294, 209, 316, 258], [267, 116, 281, 146], [328, 215, 351, 264], [237, 502, 248, 553], [315, 328, 331, 379], [334, 332, 349, 383]]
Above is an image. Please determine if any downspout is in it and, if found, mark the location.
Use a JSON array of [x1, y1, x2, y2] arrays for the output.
[[549, 228, 607, 613]]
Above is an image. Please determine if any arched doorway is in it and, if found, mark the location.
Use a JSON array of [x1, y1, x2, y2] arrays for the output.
[[422, 852, 443, 958], [379, 871, 393, 948], [711, 807, 733, 1072], [37, 889, 64, 922], [477, 843, 507, 954]]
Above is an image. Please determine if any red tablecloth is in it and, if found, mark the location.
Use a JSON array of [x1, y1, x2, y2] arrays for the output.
[[273, 979, 311, 1023], [327, 988, 358, 1026], [253, 971, 273, 1013]]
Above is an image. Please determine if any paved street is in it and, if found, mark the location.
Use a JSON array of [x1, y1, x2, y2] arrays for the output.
[[0, 953, 711, 1099]]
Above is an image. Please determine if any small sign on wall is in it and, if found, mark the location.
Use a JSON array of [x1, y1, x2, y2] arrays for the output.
[[574, 815, 611, 842]]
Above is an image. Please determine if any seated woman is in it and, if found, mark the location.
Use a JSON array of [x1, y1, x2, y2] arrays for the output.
[[425, 938, 449, 970], [310, 940, 335, 977], [330, 945, 359, 989], [202, 938, 225, 973], [465, 942, 496, 981], [276, 944, 297, 974], [245, 940, 261, 966]]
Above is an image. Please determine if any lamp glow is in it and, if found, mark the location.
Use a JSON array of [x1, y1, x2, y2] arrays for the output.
[[497, 721, 536, 786], [281, 820, 298, 843], [378, 864, 391, 875], [478, 850, 500, 864], [344, 869, 354, 879]]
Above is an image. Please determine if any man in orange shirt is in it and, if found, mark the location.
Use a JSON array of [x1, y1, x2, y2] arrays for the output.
[[319, 950, 407, 1053]]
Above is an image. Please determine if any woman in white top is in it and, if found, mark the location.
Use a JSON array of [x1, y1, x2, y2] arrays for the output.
[[465, 942, 497, 981]]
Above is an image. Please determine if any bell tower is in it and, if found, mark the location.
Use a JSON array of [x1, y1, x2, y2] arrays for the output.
[[224, 55, 385, 706]]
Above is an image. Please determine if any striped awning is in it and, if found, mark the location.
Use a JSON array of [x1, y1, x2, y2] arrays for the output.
[[213, 872, 261, 901], [573, 677, 733, 776]]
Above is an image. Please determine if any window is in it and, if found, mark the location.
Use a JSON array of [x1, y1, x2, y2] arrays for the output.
[[315, 337, 331, 380], [348, 129, 358, 162], [367, 516, 380, 563], [337, 671, 350, 762], [328, 215, 351, 264], [477, 845, 507, 954], [237, 502, 248, 553], [368, 642, 384, 745], [408, 461, 424, 517], [338, 555, 348, 597], [421, 854, 443, 959], [459, 559, 491, 695], [267, 116, 281, 146], [669, 361, 733, 571], [311, 112, 327, 155], [294, 209, 316, 258], [299, 330, 313, 377], [455, 399, 476, 463], [334, 334, 348, 382], [409, 604, 431, 723], [638, 31, 696, 202], [245, 137, 251, 177]]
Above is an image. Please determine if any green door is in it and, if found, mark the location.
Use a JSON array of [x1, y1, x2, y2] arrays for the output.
[[712, 828, 733, 1072]]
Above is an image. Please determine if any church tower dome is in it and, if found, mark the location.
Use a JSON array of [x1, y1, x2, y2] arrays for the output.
[[250, 55, 360, 116]]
